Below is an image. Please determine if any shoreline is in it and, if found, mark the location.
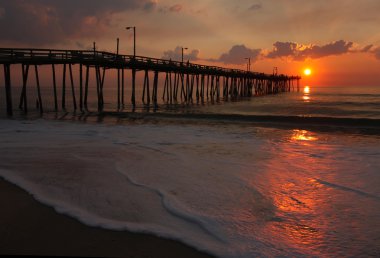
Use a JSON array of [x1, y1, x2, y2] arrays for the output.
[[0, 178, 215, 258]]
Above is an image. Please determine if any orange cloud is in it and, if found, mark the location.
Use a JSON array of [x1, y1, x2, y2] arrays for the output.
[[267, 40, 354, 61]]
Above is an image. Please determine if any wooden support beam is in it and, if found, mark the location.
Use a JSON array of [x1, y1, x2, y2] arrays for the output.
[[117, 68, 121, 109], [52, 64, 58, 111], [206, 75, 209, 100], [95, 66, 100, 111], [185, 73, 190, 102], [223, 76, 228, 100], [162, 71, 168, 102], [180, 73, 185, 101], [173, 72, 178, 102], [169, 72, 173, 104], [34, 65, 43, 114], [189, 74, 194, 102], [143, 70, 150, 105], [131, 69, 136, 107], [100, 67, 106, 111], [210, 75, 214, 99], [84, 65, 89, 111], [69, 64, 77, 110], [146, 71, 150, 106], [3, 64, 13, 116], [216, 76, 220, 99], [62, 64, 66, 110], [195, 74, 200, 102], [153, 70, 158, 106], [200, 74, 205, 102], [121, 68, 125, 107], [19, 64, 29, 113], [79, 64, 83, 111]]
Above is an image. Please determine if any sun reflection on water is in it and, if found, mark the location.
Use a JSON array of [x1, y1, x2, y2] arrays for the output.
[[302, 86, 311, 102], [291, 130, 318, 142]]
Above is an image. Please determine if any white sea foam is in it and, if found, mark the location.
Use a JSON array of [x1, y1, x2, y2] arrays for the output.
[[1, 119, 379, 257]]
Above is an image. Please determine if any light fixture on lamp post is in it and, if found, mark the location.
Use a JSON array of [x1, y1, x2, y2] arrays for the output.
[[126, 26, 136, 57]]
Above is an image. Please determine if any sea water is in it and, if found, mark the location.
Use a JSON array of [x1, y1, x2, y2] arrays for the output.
[[0, 85, 379, 257]]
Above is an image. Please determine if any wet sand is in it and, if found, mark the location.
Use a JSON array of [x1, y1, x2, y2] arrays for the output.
[[0, 178, 215, 258]]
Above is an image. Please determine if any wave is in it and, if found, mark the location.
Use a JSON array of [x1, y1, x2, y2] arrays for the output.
[[0, 168, 224, 258], [114, 163, 227, 243], [101, 111, 380, 129], [315, 179, 380, 201]]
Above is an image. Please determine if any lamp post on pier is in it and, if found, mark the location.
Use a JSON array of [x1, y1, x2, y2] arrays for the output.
[[126, 26, 136, 57], [245, 57, 251, 72], [181, 47, 188, 63]]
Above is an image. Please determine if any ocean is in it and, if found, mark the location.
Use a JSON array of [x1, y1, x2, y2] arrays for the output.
[[0, 85, 379, 257]]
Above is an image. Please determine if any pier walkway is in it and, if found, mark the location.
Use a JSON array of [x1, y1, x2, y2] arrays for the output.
[[0, 48, 301, 116]]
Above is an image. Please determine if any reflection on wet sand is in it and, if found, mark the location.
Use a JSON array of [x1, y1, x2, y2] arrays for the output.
[[256, 129, 334, 255], [247, 128, 380, 256]]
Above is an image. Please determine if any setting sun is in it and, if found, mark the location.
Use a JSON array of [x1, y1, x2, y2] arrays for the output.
[[304, 68, 312, 76]]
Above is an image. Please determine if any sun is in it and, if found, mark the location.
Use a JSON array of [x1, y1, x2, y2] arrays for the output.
[[304, 68, 312, 76]]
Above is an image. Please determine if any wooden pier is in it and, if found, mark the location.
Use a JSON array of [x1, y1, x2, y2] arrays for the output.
[[0, 48, 301, 116]]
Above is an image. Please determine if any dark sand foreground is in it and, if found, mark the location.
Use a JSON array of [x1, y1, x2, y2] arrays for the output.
[[0, 178, 215, 258]]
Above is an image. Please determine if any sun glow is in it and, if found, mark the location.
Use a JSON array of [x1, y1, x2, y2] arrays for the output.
[[304, 68, 312, 76]]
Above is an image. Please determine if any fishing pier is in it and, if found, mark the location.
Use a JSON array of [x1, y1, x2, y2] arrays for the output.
[[0, 48, 301, 116]]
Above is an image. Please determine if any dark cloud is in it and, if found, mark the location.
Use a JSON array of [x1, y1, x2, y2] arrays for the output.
[[248, 3, 262, 11], [217, 45, 261, 65], [267, 40, 354, 60], [162, 46, 200, 62], [0, 0, 157, 45], [361, 44, 373, 52], [266, 41, 298, 59], [302, 40, 353, 59]]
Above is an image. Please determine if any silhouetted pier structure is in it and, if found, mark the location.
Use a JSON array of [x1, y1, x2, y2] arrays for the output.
[[0, 48, 301, 116]]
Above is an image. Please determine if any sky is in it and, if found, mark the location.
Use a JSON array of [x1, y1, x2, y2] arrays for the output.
[[1, 0, 380, 86]]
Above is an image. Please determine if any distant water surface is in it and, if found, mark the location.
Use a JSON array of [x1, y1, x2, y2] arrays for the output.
[[196, 86, 380, 120]]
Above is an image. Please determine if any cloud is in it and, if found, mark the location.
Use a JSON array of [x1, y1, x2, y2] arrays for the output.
[[302, 40, 353, 59], [162, 46, 200, 62], [0, 0, 157, 45], [361, 44, 373, 52], [217, 45, 261, 65], [266, 40, 354, 61], [266, 41, 298, 59], [248, 3, 262, 11], [373, 47, 380, 60], [169, 4, 183, 13], [143, 0, 158, 11], [159, 4, 183, 13]]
